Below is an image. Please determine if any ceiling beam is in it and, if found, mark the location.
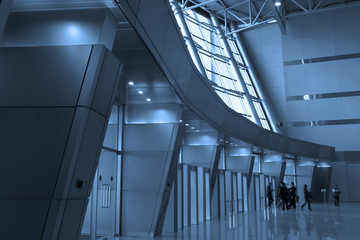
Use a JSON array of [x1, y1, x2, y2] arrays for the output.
[[253, 1, 267, 23], [216, 0, 249, 13], [286, 0, 360, 17], [265, 0, 286, 34], [309, 0, 314, 11], [183, 0, 218, 11], [290, 0, 309, 12]]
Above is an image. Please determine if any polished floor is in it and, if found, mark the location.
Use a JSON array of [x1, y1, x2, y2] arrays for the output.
[[108, 202, 360, 240]]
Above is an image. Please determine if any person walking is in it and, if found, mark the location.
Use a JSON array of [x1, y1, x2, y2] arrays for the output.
[[267, 183, 274, 207], [279, 182, 289, 210], [332, 184, 341, 207], [289, 182, 297, 209], [301, 184, 312, 210]]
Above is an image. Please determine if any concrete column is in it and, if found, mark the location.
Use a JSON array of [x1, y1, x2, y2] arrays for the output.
[[182, 132, 222, 197], [247, 156, 256, 191], [210, 176, 220, 218], [254, 175, 261, 210], [232, 173, 238, 213], [264, 175, 270, 208], [219, 171, 226, 217], [279, 161, 287, 186], [248, 175, 256, 211], [121, 104, 184, 237], [210, 145, 223, 199], [242, 174, 249, 211], [225, 170, 233, 218], [183, 165, 191, 227], [197, 167, 206, 222], [162, 168, 178, 233], [0, 45, 121, 239], [259, 174, 266, 209], [237, 172, 243, 212], [182, 131, 222, 220], [190, 166, 198, 225], [225, 171, 233, 204], [177, 165, 183, 230], [205, 170, 211, 220]]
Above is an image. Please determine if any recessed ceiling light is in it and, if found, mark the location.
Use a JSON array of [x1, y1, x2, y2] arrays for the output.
[[128, 81, 134, 85], [138, 91, 143, 94], [185, 123, 189, 126], [196, 130, 199, 132], [191, 127, 195, 129], [146, 98, 151, 102], [179, 120, 183, 123], [275, 1, 281, 6]]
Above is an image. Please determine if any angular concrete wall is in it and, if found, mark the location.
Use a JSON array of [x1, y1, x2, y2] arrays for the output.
[[0, 45, 121, 239]]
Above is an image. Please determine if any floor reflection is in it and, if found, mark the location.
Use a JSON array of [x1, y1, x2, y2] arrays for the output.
[[112, 203, 360, 240]]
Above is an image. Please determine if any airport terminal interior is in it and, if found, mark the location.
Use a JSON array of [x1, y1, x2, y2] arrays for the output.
[[0, 0, 360, 239]]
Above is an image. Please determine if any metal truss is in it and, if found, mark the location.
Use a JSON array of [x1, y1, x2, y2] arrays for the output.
[[179, 0, 360, 34], [180, 0, 286, 35], [285, 0, 360, 17]]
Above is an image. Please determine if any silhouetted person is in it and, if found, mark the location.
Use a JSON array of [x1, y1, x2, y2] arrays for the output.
[[301, 184, 312, 210], [267, 183, 274, 207], [289, 182, 297, 209], [332, 184, 341, 207], [279, 182, 289, 210]]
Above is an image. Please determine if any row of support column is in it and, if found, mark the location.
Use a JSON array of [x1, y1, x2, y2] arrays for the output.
[[163, 163, 283, 232], [77, 104, 321, 239], [77, 103, 319, 239]]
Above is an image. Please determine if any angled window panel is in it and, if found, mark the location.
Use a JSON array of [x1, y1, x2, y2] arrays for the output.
[[247, 85, 257, 98], [215, 90, 232, 109], [214, 59, 231, 79], [228, 94, 246, 115], [253, 101, 265, 119], [198, 52, 212, 72], [171, 6, 273, 128], [192, 35, 207, 49], [207, 71, 221, 85]]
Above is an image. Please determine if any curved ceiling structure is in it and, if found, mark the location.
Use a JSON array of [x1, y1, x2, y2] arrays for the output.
[[115, 0, 334, 159]]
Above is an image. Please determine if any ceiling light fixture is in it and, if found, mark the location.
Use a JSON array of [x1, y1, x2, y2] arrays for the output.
[[128, 81, 134, 85], [146, 98, 151, 102], [275, 1, 281, 6], [138, 90, 143, 94]]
